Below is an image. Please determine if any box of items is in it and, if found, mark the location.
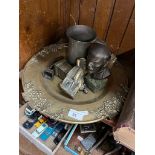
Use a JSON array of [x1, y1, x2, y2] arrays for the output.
[[64, 123, 110, 155], [19, 104, 73, 155]]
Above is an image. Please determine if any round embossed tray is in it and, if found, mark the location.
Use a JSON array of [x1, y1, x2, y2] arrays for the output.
[[21, 43, 128, 124]]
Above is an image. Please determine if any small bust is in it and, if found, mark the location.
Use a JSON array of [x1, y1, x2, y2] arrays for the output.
[[87, 43, 111, 80]]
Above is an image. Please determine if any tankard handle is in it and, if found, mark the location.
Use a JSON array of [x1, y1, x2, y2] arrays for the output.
[[91, 38, 107, 46]]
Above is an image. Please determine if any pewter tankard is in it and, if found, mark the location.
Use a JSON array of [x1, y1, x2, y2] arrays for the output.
[[66, 25, 97, 65]]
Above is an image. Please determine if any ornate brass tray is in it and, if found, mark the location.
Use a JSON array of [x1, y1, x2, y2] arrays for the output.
[[21, 43, 128, 124]]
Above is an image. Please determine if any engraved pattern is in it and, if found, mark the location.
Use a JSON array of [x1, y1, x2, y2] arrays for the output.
[[38, 43, 68, 58], [27, 43, 68, 65], [47, 43, 68, 52], [94, 83, 128, 119], [28, 56, 39, 65], [24, 81, 67, 120], [43, 108, 66, 120], [24, 81, 49, 111], [38, 49, 49, 57]]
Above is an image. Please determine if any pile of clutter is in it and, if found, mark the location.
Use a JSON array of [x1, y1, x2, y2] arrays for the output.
[[22, 104, 133, 155], [43, 43, 116, 99], [23, 105, 69, 145], [43, 25, 117, 99]]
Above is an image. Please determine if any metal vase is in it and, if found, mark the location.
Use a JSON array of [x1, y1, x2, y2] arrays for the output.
[[66, 25, 97, 65]]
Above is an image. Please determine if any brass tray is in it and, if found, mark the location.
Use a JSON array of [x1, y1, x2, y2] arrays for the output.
[[21, 43, 128, 124]]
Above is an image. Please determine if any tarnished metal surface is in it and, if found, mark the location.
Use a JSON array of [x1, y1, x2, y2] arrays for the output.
[[54, 59, 72, 80], [21, 43, 128, 124], [60, 66, 85, 98], [66, 25, 96, 65]]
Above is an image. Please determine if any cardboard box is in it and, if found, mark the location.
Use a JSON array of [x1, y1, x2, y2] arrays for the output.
[[64, 124, 109, 155], [113, 83, 135, 152]]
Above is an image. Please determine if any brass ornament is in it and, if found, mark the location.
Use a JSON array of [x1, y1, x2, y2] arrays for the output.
[[21, 43, 128, 124]]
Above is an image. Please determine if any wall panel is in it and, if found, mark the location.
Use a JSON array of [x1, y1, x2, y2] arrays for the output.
[[78, 0, 97, 27], [119, 8, 135, 54], [93, 0, 115, 40], [69, 0, 80, 25], [19, 0, 59, 69], [105, 0, 135, 53]]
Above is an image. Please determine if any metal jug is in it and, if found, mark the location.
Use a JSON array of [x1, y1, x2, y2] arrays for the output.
[[66, 25, 97, 65]]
